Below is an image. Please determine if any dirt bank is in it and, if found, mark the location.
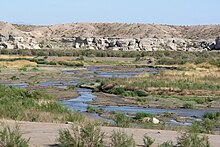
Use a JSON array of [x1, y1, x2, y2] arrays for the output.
[[1, 120, 219, 147]]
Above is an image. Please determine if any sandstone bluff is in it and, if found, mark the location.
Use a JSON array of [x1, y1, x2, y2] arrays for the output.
[[0, 22, 220, 51]]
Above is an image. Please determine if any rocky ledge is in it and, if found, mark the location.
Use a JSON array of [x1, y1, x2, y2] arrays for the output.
[[1, 34, 220, 52], [69, 36, 220, 51], [0, 22, 220, 51]]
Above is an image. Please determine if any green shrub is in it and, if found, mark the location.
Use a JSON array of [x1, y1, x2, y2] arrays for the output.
[[67, 85, 75, 90], [18, 67, 28, 72], [109, 111, 117, 115], [182, 103, 193, 109], [86, 106, 96, 113], [110, 130, 135, 147], [31, 67, 39, 72], [58, 123, 104, 147], [57, 61, 84, 67], [135, 90, 148, 97], [58, 129, 76, 147], [0, 85, 84, 123], [188, 122, 202, 134], [194, 98, 206, 104], [0, 125, 29, 147], [201, 118, 216, 134], [135, 112, 154, 120], [177, 132, 210, 147], [114, 113, 130, 128], [203, 112, 220, 120], [143, 134, 154, 147], [110, 87, 148, 98], [10, 76, 19, 80], [136, 98, 146, 103], [109, 87, 125, 95], [65, 111, 85, 123], [158, 141, 173, 147]]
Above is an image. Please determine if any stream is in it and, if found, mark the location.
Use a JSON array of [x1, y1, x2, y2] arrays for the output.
[[62, 88, 218, 119], [3, 66, 219, 125]]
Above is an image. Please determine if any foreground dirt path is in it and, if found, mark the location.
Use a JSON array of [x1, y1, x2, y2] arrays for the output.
[[1, 120, 220, 147]]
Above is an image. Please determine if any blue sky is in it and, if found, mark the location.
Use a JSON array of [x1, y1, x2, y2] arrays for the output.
[[1, 0, 219, 25]]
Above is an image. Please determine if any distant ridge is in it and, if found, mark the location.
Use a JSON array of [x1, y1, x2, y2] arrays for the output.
[[0, 22, 220, 51]]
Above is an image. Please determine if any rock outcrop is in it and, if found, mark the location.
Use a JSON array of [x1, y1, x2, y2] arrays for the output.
[[211, 36, 220, 50], [70, 36, 207, 51], [0, 22, 41, 49], [0, 34, 41, 49], [197, 36, 220, 50], [0, 22, 220, 51]]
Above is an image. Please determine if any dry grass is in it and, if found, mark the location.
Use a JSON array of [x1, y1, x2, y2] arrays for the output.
[[102, 65, 220, 96], [0, 55, 33, 59], [135, 73, 150, 78], [163, 65, 220, 84], [0, 60, 37, 68]]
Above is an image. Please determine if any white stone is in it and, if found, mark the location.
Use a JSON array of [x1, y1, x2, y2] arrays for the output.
[[152, 117, 160, 124]]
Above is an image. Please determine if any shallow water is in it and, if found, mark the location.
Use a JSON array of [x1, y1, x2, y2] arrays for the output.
[[3, 67, 219, 125], [89, 70, 157, 78], [62, 70, 75, 74], [62, 88, 218, 119], [37, 81, 78, 87], [62, 88, 95, 112], [2, 83, 28, 88]]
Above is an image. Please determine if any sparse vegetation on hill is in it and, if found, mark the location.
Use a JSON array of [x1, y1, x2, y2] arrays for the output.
[[9, 22, 220, 39]]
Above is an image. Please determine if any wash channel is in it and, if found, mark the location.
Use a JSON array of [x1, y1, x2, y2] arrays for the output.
[[3, 66, 219, 125]]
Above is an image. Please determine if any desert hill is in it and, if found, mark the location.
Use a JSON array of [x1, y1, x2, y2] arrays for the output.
[[0, 22, 220, 51]]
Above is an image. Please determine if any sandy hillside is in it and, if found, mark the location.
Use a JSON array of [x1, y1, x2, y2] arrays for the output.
[[0, 22, 219, 39]]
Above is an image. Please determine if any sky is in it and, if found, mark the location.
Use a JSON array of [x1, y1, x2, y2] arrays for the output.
[[1, 0, 219, 26]]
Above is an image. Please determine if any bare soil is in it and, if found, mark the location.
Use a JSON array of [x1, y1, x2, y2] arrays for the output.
[[1, 119, 220, 147]]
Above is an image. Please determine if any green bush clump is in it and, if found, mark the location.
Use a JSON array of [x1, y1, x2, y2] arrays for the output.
[[201, 118, 217, 134], [31, 67, 39, 72], [58, 123, 104, 147], [10, 75, 19, 80], [114, 113, 130, 128], [0, 125, 29, 147], [86, 106, 96, 113], [57, 61, 84, 67], [110, 87, 148, 97], [176, 122, 210, 147], [135, 112, 154, 120], [18, 67, 28, 72], [110, 130, 135, 147], [177, 132, 210, 147], [203, 112, 220, 120], [0, 85, 84, 123], [182, 103, 193, 109], [158, 141, 173, 147], [136, 98, 146, 103], [109, 87, 125, 95], [143, 134, 154, 147]]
